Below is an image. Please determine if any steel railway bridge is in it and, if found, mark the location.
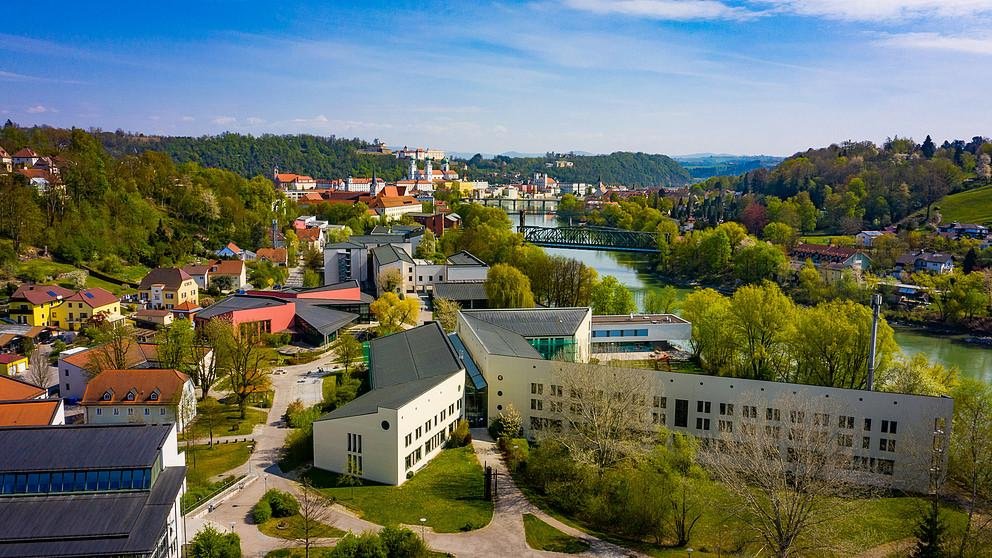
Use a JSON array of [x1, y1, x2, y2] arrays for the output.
[[518, 225, 660, 253]]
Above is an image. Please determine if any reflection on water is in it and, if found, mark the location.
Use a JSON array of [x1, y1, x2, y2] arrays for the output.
[[521, 213, 991, 383]]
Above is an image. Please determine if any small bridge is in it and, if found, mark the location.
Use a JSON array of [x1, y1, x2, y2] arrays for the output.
[[472, 198, 559, 213], [519, 225, 660, 253]]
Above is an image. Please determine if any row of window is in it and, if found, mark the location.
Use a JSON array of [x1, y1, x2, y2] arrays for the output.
[[405, 399, 461, 449], [347, 433, 363, 454], [0, 468, 153, 495], [591, 329, 649, 338], [96, 407, 167, 417], [405, 420, 459, 471]]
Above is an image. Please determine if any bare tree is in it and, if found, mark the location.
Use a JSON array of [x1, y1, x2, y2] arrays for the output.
[[292, 478, 335, 558], [376, 268, 403, 294], [219, 323, 271, 419], [950, 380, 992, 557], [85, 322, 138, 378], [701, 396, 867, 557], [190, 318, 228, 401], [26, 351, 53, 388], [546, 362, 653, 471]]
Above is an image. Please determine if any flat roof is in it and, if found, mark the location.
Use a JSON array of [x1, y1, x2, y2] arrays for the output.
[[431, 281, 487, 302], [591, 314, 688, 325], [0, 424, 172, 472], [294, 302, 358, 336]]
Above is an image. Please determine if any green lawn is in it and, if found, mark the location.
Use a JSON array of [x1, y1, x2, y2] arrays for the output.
[[931, 184, 992, 225], [14, 259, 135, 296], [800, 234, 855, 246], [321, 375, 336, 404], [258, 515, 345, 540], [515, 471, 969, 557], [307, 446, 493, 533], [523, 514, 590, 554], [182, 397, 269, 441], [182, 442, 251, 512]]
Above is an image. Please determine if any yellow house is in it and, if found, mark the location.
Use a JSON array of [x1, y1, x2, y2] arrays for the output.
[[138, 268, 199, 310], [8, 285, 75, 327], [52, 287, 123, 331], [0, 354, 29, 376]]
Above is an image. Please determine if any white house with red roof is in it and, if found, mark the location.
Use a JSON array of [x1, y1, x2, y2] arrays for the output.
[[11, 148, 39, 169], [0, 147, 12, 173]]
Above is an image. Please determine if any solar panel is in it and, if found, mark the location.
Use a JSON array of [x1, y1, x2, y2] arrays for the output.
[[84, 292, 95, 299], [46, 290, 58, 297]]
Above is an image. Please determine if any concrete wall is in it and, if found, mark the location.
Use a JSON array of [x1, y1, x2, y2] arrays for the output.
[[313, 371, 464, 485], [446, 265, 488, 282]]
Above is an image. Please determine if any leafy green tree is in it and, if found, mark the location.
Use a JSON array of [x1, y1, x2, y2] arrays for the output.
[[379, 526, 430, 558], [643, 286, 680, 314], [329, 531, 387, 558], [155, 319, 195, 373], [376, 268, 403, 294], [484, 263, 535, 308], [331, 333, 363, 376], [921, 134, 937, 159], [880, 353, 959, 396], [911, 501, 947, 558], [729, 282, 794, 381], [189, 524, 241, 558], [762, 222, 798, 250], [733, 241, 788, 284], [370, 292, 419, 335], [432, 297, 461, 332], [302, 268, 322, 288], [414, 229, 437, 259], [217, 324, 271, 419], [680, 289, 735, 372], [589, 275, 636, 315], [950, 380, 992, 556]]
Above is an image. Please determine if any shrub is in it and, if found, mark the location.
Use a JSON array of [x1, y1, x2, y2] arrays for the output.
[[265, 489, 299, 518], [330, 531, 387, 558], [284, 399, 305, 424], [190, 524, 242, 558], [446, 419, 471, 448], [488, 404, 522, 440], [379, 525, 429, 558], [251, 497, 272, 524]]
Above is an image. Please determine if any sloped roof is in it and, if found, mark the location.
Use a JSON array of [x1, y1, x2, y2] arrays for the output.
[[60, 342, 161, 370], [294, 302, 358, 336], [445, 251, 486, 266], [431, 281, 488, 302], [195, 295, 287, 320], [461, 307, 589, 337], [11, 284, 75, 305], [138, 267, 192, 290], [0, 423, 173, 471], [460, 314, 542, 358], [0, 400, 61, 426], [298, 228, 321, 241], [211, 259, 244, 276], [12, 147, 38, 158], [65, 287, 118, 308], [0, 354, 27, 365], [791, 243, 860, 259], [256, 247, 288, 263], [0, 375, 46, 400], [371, 244, 414, 266], [81, 369, 190, 406]]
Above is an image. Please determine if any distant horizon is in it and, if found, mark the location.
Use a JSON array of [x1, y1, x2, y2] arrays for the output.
[[3, 1, 990, 155]]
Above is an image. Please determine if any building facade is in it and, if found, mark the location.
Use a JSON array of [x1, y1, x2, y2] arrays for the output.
[[81, 369, 197, 431], [138, 268, 199, 310]]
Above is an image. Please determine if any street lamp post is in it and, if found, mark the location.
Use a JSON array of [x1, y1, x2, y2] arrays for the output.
[[230, 522, 235, 534], [419, 517, 427, 541]]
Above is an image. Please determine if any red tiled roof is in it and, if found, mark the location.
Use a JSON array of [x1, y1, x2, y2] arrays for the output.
[[60, 341, 159, 370], [81, 369, 190, 406], [16, 168, 50, 180], [0, 354, 28, 365], [172, 301, 201, 312], [211, 259, 244, 276], [0, 375, 46, 400], [275, 173, 315, 183], [13, 148, 38, 158], [0, 400, 61, 426], [297, 228, 321, 241], [11, 284, 75, 305], [257, 247, 288, 263], [0, 147, 9, 158], [791, 243, 860, 259], [65, 287, 118, 308], [225, 241, 242, 253], [371, 195, 420, 209]]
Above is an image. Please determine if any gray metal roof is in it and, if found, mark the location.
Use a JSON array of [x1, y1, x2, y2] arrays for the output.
[[0, 424, 172, 472], [195, 295, 286, 320], [461, 308, 589, 337], [318, 323, 464, 421], [371, 244, 414, 266], [431, 281, 488, 302], [448, 333, 487, 390], [346, 234, 408, 246], [294, 303, 358, 336], [324, 241, 363, 250], [460, 314, 542, 359], [0, 466, 185, 557], [445, 251, 487, 266]]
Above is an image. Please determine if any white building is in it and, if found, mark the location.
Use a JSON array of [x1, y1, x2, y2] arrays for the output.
[[370, 246, 489, 296], [590, 313, 692, 354], [80, 369, 198, 431], [452, 308, 953, 493], [313, 323, 465, 485]]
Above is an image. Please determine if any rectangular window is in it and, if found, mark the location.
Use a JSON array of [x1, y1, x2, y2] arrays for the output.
[[113, 408, 120, 415], [695, 417, 710, 431], [719, 403, 734, 416], [864, 418, 872, 431], [653, 396, 667, 409], [96, 408, 102, 416], [530, 399, 543, 411], [530, 383, 543, 395], [742, 405, 757, 419], [813, 413, 830, 426], [839, 415, 854, 429], [128, 408, 134, 415], [160, 408, 166, 415], [879, 438, 896, 452], [863, 436, 871, 449], [416, 427, 422, 439], [837, 433, 853, 447], [144, 408, 150, 415], [790, 411, 804, 424], [718, 420, 733, 433], [766, 408, 781, 421], [881, 420, 897, 434], [674, 399, 689, 428], [697, 401, 711, 413]]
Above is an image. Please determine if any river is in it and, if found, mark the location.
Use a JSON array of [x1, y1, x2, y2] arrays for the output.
[[522, 213, 992, 384]]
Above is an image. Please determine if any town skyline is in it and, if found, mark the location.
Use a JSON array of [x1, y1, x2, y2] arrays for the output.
[[2, 0, 991, 156]]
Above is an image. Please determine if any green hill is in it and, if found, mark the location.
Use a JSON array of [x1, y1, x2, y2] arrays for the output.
[[461, 151, 691, 187], [933, 185, 992, 225]]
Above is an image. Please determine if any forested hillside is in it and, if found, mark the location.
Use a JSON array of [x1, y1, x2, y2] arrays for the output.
[[461, 151, 691, 187], [0, 123, 283, 270], [700, 136, 992, 232], [99, 131, 409, 181], [675, 154, 783, 180]]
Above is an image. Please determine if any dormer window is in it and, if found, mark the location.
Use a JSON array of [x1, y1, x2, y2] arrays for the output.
[[149, 390, 159, 401], [126, 389, 137, 401], [102, 391, 112, 401]]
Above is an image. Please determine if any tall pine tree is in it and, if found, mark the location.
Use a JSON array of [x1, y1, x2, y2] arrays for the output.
[[911, 500, 946, 558]]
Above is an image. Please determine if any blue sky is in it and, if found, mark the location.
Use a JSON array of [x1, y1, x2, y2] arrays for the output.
[[1, 0, 991, 156]]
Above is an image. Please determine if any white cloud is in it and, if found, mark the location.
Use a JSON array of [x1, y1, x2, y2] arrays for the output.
[[246, 116, 266, 125], [211, 116, 237, 125], [493, 124, 509, 133], [562, 0, 755, 21], [874, 32, 992, 55], [26, 104, 55, 114], [181, 115, 195, 122], [148, 115, 161, 121], [756, 0, 992, 21]]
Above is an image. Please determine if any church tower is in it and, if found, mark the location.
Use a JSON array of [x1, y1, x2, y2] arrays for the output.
[[425, 157, 433, 180], [408, 157, 417, 181]]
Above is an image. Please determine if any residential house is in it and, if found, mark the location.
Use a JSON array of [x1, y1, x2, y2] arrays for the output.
[[0, 146, 11, 173], [790, 243, 872, 283], [257, 247, 289, 266], [182, 260, 246, 291], [216, 241, 255, 261], [409, 211, 461, 237], [937, 222, 989, 240], [297, 227, 325, 252], [15, 168, 55, 192], [0, 353, 29, 376], [396, 146, 445, 161], [274, 173, 317, 200], [896, 251, 954, 275], [0, 399, 65, 426], [53, 287, 123, 331], [313, 323, 466, 485], [133, 309, 174, 329], [369, 194, 423, 219], [0, 375, 48, 400], [430, 281, 488, 309], [81, 369, 197, 431], [855, 230, 885, 247], [323, 227, 424, 287], [138, 268, 198, 310], [0, 423, 187, 557], [8, 285, 75, 327], [11, 147, 39, 168]]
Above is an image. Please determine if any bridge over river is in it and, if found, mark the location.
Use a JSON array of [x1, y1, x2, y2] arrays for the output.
[[518, 225, 660, 253]]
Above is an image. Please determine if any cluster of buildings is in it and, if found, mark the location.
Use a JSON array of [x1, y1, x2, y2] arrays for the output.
[[311, 306, 950, 494], [8, 285, 123, 331], [0, 145, 65, 193]]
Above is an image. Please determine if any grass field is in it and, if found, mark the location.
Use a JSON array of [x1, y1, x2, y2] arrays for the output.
[[182, 397, 268, 441], [523, 514, 589, 553], [14, 259, 136, 295], [257, 515, 345, 540], [182, 442, 251, 511], [800, 234, 855, 246], [307, 446, 493, 533], [322, 375, 336, 404], [932, 184, 992, 225]]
